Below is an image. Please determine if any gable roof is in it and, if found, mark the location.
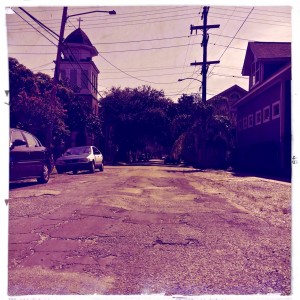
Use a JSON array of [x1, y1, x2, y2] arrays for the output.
[[242, 42, 291, 75], [208, 84, 247, 101]]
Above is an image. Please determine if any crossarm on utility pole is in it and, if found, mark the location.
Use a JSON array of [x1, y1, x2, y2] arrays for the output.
[[189, 6, 220, 102]]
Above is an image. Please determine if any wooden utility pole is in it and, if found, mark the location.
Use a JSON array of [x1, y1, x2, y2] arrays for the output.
[[190, 6, 220, 102], [45, 7, 68, 148], [54, 7, 68, 84]]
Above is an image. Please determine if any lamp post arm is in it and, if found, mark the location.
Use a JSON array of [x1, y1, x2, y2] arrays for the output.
[[67, 10, 116, 19], [178, 77, 202, 83]]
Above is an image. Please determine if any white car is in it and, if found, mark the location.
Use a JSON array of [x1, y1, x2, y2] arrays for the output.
[[55, 146, 104, 174]]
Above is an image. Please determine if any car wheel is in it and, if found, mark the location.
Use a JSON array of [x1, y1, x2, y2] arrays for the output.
[[89, 161, 95, 173], [73, 169, 78, 175], [37, 163, 50, 184], [99, 163, 104, 172]]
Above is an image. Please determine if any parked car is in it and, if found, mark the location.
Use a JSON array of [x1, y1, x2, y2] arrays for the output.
[[164, 155, 180, 165], [9, 128, 53, 183], [55, 146, 104, 174], [138, 153, 149, 162]]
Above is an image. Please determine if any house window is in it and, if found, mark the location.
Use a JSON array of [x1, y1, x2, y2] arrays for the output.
[[238, 120, 243, 131], [272, 101, 280, 120], [60, 70, 66, 81], [248, 114, 254, 128], [95, 75, 98, 94], [92, 73, 97, 94], [243, 117, 247, 129], [251, 61, 261, 87], [263, 106, 271, 123], [81, 70, 89, 89], [255, 110, 262, 125], [70, 69, 77, 87]]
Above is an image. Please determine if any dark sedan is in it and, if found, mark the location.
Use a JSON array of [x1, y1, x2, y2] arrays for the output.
[[9, 128, 53, 183]]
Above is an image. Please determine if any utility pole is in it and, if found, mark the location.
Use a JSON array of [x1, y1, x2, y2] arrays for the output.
[[190, 6, 220, 102], [54, 7, 68, 84], [44, 7, 68, 148]]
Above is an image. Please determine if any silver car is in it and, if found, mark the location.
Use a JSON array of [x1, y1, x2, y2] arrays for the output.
[[55, 146, 104, 174]]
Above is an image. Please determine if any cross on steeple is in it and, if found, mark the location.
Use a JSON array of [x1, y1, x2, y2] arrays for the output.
[[77, 17, 83, 28]]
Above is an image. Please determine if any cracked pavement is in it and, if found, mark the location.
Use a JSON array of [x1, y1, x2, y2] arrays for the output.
[[8, 160, 291, 296]]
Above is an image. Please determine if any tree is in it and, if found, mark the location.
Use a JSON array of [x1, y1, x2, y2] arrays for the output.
[[100, 85, 176, 162], [9, 58, 69, 146], [171, 94, 235, 169], [9, 57, 103, 152]]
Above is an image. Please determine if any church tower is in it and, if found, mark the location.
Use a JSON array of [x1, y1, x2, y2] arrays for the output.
[[59, 27, 100, 146]]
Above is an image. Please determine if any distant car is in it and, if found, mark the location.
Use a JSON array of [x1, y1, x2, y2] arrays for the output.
[[138, 153, 150, 162], [55, 146, 104, 174], [9, 128, 53, 183], [164, 155, 180, 165]]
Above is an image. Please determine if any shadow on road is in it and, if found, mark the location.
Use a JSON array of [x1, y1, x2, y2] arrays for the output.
[[9, 181, 40, 190], [112, 159, 186, 168], [166, 169, 204, 173], [232, 170, 291, 183]]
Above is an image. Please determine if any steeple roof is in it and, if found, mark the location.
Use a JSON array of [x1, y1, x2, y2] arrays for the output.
[[63, 28, 98, 57], [64, 28, 94, 47]]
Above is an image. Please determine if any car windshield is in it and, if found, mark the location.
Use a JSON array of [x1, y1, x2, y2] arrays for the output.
[[64, 146, 91, 156]]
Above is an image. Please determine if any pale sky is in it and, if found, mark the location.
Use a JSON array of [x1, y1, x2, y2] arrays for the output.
[[4, 3, 292, 102]]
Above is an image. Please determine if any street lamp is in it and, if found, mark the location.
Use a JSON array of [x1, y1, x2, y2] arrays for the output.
[[66, 10, 116, 19], [178, 77, 202, 92], [54, 7, 116, 83], [178, 77, 202, 83]]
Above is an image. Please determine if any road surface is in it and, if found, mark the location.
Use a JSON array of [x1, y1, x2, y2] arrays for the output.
[[8, 160, 291, 296]]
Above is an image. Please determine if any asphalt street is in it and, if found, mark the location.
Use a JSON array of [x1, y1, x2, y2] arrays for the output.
[[8, 160, 291, 296]]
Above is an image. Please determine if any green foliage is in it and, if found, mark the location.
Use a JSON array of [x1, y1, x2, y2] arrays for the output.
[[100, 85, 175, 160], [9, 58, 69, 145], [9, 57, 102, 148], [171, 94, 236, 168]]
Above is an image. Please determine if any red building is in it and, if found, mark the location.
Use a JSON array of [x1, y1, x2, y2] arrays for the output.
[[233, 42, 291, 178]]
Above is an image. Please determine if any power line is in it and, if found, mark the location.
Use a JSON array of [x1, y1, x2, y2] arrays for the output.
[[10, 8, 58, 47], [18, 7, 60, 39], [8, 6, 200, 26], [8, 34, 189, 46], [12, 7, 104, 98], [212, 6, 291, 18], [8, 12, 290, 36], [99, 53, 179, 85], [208, 12, 290, 26], [210, 72, 247, 79], [207, 7, 255, 79], [9, 6, 290, 29], [99, 69, 200, 80], [9, 40, 246, 55], [61, 43, 104, 98], [31, 61, 54, 70]]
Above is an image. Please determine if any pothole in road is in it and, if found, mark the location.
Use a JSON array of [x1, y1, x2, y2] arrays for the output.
[[152, 237, 201, 247], [10, 189, 61, 198], [109, 207, 128, 214]]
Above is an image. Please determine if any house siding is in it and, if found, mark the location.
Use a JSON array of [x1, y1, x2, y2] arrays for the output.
[[237, 82, 281, 147], [235, 76, 290, 177]]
